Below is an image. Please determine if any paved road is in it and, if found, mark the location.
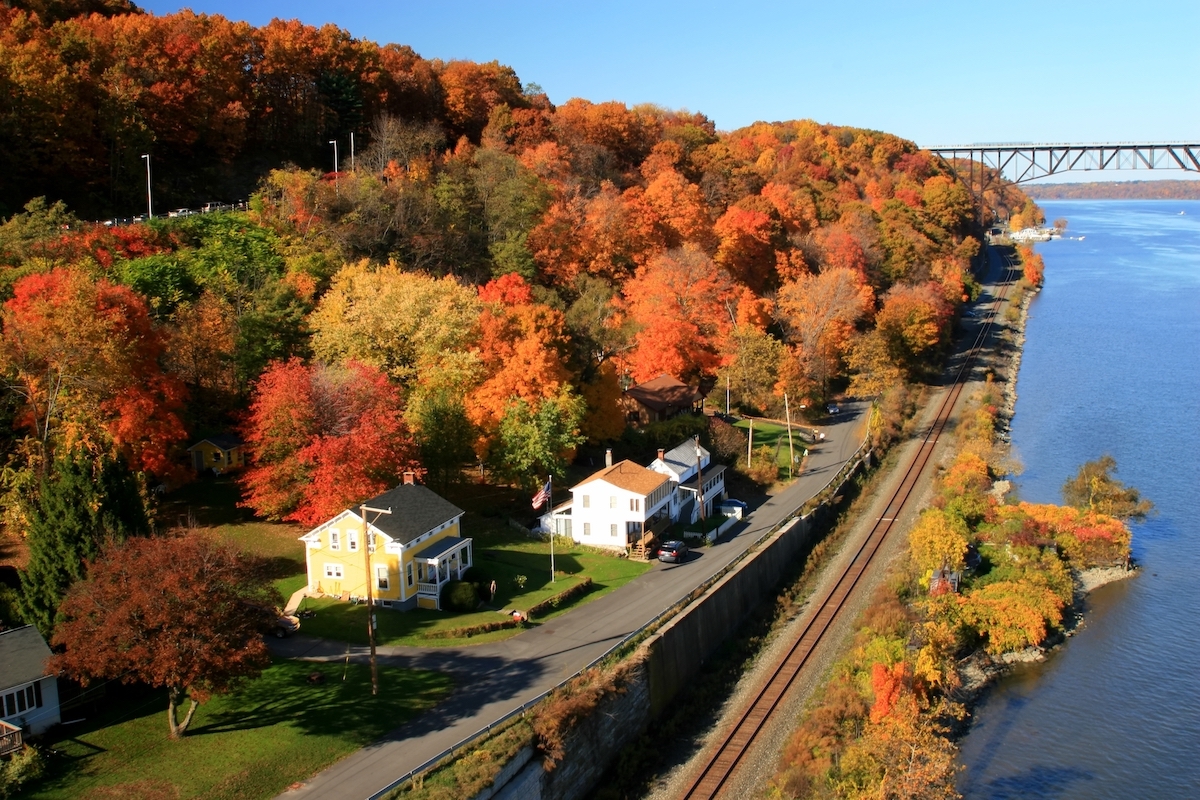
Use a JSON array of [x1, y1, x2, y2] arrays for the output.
[[276, 408, 868, 799]]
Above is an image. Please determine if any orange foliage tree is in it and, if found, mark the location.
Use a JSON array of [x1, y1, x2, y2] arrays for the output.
[[621, 245, 734, 384]]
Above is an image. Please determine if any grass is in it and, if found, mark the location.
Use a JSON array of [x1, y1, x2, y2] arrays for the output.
[[299, 518, 652, 647], [159, 477, 651, 647], [29, 659, 453, 800], [734, 418, 810, 480]]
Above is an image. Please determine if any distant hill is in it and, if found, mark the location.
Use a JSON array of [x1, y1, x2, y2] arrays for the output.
[[1024, 180, 1200, 200]]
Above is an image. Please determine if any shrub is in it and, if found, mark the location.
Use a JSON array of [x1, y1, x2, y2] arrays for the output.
[[441, 580, 480, 612], [0, 744, 45, 798], [461, 566, 494, 598], [527, 578, 593, 618]]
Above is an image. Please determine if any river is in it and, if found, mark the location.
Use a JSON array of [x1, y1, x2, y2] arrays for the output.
[[957, 200, 1200, 798]]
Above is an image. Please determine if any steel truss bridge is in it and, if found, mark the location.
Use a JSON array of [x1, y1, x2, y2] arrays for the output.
[[923, 141, 1200, 213]]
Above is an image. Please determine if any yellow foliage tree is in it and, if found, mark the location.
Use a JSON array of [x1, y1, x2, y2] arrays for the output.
[[908, 509, 969, 576]]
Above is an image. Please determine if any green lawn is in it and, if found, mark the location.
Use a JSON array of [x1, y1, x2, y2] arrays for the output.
[[734, 419, 809, 479], [160, 478, 651, 647], [299, 521, 652, 647], [28, 660, 452, 800]]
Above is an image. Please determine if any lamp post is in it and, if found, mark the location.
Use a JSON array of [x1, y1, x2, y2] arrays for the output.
[[360, 503, 392, 696], [141, 154, 153, 219]]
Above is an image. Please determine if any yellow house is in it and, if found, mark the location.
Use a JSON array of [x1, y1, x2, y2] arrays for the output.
[[298, 474, 471, 611], [187, 435, 245, 474]]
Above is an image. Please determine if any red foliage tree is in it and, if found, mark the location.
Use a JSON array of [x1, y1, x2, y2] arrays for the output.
[[239, 358, 421, 526], [0, 267, 186, 476], [51, 534, 278, 739]]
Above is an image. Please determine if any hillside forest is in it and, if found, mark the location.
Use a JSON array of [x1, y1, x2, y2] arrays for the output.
[[0, 4, 1044, 623]]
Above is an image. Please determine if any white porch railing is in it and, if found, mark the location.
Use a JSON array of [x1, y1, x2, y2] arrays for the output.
[[0, 720, 21, 756], [417, 581, 440, 595]]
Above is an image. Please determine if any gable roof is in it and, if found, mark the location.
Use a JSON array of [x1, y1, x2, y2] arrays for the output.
[[652, 438, 711, 481], [351, 483, 465, 546], [624, 374, 702, 412], [0, 626, 52, 691], [188, 434, 243, 452], [574, 460, 668, 497]]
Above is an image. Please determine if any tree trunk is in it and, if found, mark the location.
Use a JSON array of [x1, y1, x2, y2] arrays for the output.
[[167, 686, 200, 739]]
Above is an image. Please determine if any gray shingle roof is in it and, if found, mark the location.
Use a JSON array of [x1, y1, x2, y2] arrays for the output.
[[0, 626, 52, 691], [413, 535, 469, 561], [355, 483, 465, 546]]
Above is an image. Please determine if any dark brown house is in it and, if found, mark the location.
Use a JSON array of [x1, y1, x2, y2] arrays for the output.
[[622, 374, 704, 426]]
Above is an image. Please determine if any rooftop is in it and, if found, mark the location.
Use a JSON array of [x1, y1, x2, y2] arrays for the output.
[[0, 626, 52, 691], [574, 460, 669, 496]]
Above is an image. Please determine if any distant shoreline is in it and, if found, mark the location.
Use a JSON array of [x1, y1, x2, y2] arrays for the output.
[[1025, 179, 1200, 201]]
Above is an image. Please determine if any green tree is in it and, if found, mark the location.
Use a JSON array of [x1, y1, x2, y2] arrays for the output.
[[1061, 454, 1153, 521], [411, 389, 478, 492], [17, 450, 149, 637], [490, 392, 585, 489]]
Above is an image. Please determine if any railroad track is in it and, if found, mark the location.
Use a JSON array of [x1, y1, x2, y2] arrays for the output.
[[680, 251, 1019, 800]]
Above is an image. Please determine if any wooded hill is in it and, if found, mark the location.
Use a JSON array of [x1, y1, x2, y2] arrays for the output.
[[0, 2, 1041, 536], [1024, 179, 1200, 200]]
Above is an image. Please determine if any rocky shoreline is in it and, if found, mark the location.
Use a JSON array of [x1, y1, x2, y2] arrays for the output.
[[956, 262, 1138, 699]]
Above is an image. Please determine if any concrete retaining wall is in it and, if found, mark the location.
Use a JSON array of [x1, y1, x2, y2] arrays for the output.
[[469, 460, 861, 800]]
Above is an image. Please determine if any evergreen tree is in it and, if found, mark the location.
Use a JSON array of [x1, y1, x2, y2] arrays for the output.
[[17, 451, 149, 637]]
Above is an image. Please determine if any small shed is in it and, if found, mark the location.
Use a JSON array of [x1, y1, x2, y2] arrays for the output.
[[0, 626, 60, 737], [188, 434, 245, 474]]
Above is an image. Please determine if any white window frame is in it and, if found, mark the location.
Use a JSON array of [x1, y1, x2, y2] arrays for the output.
[[610, 523, 618, 537], [406, 562, 414, 587], [324, 563, 343, 579], [329, 530, 340, 550], [582, 495, 590, 508], [376, 565, 389, 590], [610, 495, 617, 508], [583, 522, 591, 537], [348, 531, 359, 551]]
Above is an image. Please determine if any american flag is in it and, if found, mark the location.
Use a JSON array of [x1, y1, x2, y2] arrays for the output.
[[531, 479, 551, 509]]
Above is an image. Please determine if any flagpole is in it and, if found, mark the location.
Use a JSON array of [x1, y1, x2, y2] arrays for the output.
[[548, 475, 555, 583]]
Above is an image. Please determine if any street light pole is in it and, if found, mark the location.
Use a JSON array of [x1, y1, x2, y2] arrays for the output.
[[360, 503, 391, 696], [141, 154, 153, 219]]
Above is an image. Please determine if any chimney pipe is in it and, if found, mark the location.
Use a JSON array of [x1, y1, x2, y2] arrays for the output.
[[605, 448, 613, 467], [657, 449, 665, 461], [403, 471, 414, 485]]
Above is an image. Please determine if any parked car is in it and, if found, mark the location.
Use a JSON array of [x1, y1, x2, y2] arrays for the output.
[[826, 403, 840, 415], [273, 613, 301, 638], [658, 540, 689, 564]]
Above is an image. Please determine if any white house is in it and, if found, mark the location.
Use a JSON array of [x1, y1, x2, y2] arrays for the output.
[[552, 458, 672, 553], [648, 438, 727, 524], [0, 626, 60, 737]]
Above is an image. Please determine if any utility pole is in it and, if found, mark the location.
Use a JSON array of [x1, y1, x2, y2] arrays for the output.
[[350, 132, 355, 171], [548, 476, 555, 583], [141, 154, 153, 219], [747, 419, 753, 466], [784, 393, 796, 479], [360, 503, 391, 696]]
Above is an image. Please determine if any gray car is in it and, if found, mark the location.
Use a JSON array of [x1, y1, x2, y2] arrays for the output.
[[658, 540, 688, 563]]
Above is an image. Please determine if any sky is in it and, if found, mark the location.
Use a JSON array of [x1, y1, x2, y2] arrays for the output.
[[138, 0, 1200, 181]]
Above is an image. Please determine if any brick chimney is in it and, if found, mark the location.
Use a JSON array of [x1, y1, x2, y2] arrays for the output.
[[657, 449, 665, 461], [605, 448, 613, 467], [402, 471, 415, 485]]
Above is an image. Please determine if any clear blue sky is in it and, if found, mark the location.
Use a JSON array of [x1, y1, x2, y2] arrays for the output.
[[139, 0, 1199, 176]]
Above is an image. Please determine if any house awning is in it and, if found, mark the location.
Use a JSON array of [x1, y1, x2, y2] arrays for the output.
[[413, 536, 469, 561]]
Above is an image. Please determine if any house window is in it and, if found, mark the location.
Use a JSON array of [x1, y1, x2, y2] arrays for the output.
[[582, 495, 590, 508], [376, 566, 389, 590], [329, 531, 340, 550], [3, 684, 39, 717], [324, 563, 343, 579], [367, 533, 376, 553], [583, 522, 591, 537], [610, 524, 618, 537], [212, 451, 221, 463], [348, 531, 358, 551], [610, 495, 617, 508], [406, 562, 414, 587], [630, 498, 640, 511]]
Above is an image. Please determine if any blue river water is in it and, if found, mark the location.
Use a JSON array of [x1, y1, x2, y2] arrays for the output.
[[957, 200, 1200, 799]]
